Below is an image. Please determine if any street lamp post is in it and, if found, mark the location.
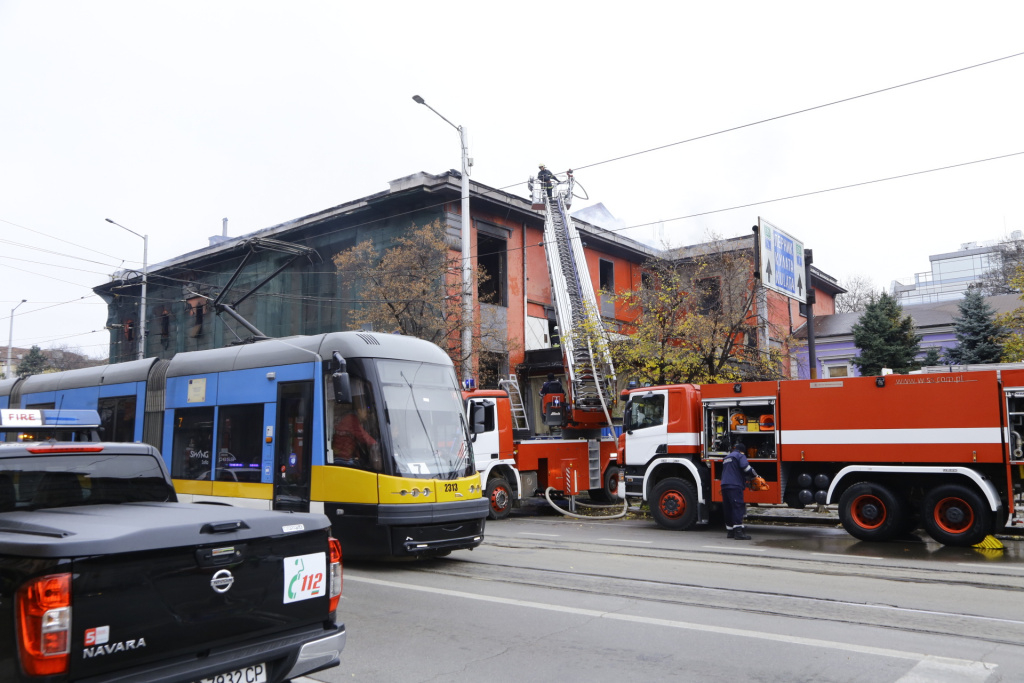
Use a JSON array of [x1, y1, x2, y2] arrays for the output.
[[7, 299, 26, 379], [105, 219, 148, 361], [412, 95, 474, 382]]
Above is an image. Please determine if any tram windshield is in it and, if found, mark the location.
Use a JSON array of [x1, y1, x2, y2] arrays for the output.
[[376, 359, 474, 481]]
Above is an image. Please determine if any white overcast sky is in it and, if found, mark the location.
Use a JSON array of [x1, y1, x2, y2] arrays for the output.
[[2, 1, 1023, 359]]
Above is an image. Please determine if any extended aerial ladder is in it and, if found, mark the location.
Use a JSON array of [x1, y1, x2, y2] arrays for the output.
[[461, 170, 624, 519], [529, 170, 617, 430]]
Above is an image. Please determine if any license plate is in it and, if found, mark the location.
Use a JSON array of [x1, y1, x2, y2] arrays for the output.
[[196, 663, 267, 683]]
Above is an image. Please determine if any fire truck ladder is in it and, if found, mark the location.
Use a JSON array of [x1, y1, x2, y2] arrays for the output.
[[536, 173, 616, 424], [498, 375, 530, 431]]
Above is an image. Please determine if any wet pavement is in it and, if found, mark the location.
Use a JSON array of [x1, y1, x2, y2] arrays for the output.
[[514, 496, 1024, 563]]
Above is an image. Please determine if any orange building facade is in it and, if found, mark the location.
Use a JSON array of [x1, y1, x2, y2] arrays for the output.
[[96, 170, 839, 386]]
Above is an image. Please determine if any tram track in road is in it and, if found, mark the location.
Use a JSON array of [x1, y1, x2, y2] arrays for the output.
[[480, 533, 1024, 593], [484, 520, 1024, 590], [362, 537, 1024, 648]]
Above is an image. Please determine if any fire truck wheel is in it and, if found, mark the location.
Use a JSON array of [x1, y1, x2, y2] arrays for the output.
[[589, 466, 621, 503], [838, 482, 904, 542], [486, 476, 513, 520], [922, 484, 991, 547], [651, 478, 698, 531]]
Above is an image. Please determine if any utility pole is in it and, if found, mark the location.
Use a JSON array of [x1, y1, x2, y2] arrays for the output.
[[413, 95, 474, 381], [7, 299, 26, 378], [106, 219, 148, 360]]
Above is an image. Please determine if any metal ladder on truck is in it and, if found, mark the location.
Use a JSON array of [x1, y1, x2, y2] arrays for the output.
[[530, 170, 617, 431], [498, 375, 530, 432]]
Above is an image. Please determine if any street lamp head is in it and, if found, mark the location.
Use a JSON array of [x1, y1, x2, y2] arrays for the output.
[[105, 218, 114, 223], [412, 95, 425, 104]]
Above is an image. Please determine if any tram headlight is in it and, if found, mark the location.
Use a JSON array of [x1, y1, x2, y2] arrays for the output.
[[422, 487, 431, 496]]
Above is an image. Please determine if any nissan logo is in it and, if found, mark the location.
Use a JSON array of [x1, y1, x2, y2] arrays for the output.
[[210, 569, 235, 594]]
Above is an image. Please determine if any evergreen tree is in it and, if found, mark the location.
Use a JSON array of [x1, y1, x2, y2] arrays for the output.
[[945, 289, 1002, 364], [920, 346, 943, 366], [997, 264, 1024, 361], [851, 292, 922, 375], [17, 345, 49, 378]]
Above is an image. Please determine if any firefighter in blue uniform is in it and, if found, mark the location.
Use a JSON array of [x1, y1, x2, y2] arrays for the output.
[[721, 441, 759, 540]]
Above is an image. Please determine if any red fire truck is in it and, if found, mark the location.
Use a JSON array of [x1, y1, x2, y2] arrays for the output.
[[619, 370, 1024, 546], [464, 169, 620, 519], [465, 386, 619, 518]]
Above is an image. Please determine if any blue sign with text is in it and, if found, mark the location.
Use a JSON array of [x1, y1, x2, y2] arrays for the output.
[[758, 219, 806, 303]]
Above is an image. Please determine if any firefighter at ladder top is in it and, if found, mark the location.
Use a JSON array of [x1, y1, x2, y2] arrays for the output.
[[721, 442, 759, 540], [538, 164, 558, 199]]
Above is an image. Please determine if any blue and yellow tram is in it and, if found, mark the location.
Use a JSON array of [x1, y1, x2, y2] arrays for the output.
[[0, 332, 487, 558]]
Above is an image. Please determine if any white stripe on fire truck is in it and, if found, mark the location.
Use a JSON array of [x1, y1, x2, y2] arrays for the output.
[[779, 427, 1002, 445]]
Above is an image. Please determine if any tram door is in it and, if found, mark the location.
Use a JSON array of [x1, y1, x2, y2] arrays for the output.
[[274, 381, 313, 512]]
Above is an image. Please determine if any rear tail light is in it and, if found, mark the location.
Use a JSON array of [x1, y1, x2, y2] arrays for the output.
[[26, 445, 104, 454], [328, 537, 343, 613], [17, 573, 71, 676]]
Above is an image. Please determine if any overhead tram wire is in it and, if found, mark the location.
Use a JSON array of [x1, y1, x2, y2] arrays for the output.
[[10, 50, 1024, 281], [0, 254, 122, 277], [10, 52, 1022, 312], [295, 51, 1024, 253], [4, 50, 1021, 283], [619, 150, 1024, 231], [0, 237, 132, 270], [0, 217, 133, 263], [12, 328, 110, 345], [571, 50, 1024, 172]]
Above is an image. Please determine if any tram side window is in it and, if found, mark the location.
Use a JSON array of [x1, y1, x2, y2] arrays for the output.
[[98, 396, 137, 442], [216, 404, 263, 482], [171, 407, 214, 480]]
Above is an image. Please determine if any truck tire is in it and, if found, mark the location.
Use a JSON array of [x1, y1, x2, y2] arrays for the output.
[[589, 465, 621, 503], [922, 484, 991, 547], [486, 475, 513, 520], [651, 478, 698, 531], [838, 482, 904, 542]]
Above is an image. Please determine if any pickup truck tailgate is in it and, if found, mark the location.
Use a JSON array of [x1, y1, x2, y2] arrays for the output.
[[2, 502, 333, 680]]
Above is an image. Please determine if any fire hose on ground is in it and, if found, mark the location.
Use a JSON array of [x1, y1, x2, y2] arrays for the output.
[[544, 486, 629, 519]]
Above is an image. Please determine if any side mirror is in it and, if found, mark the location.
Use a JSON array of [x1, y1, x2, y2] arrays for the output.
[[470, 404, 487, 434], [332, 372, 351, 404], [332, 351, 351, 404]]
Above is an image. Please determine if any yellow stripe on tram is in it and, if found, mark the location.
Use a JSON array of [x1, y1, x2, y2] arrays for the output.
[[173, 479, 273, 501], [174, 479, 213, 496], [210, 481, 273, 500], [311, 465, 379, 504]]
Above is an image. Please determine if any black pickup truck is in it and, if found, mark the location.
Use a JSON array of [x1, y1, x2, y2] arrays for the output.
[[0, 440, 345, 683]]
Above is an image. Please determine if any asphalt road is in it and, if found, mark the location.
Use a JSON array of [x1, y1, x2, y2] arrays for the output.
[[300, 513, 1024, 683]]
